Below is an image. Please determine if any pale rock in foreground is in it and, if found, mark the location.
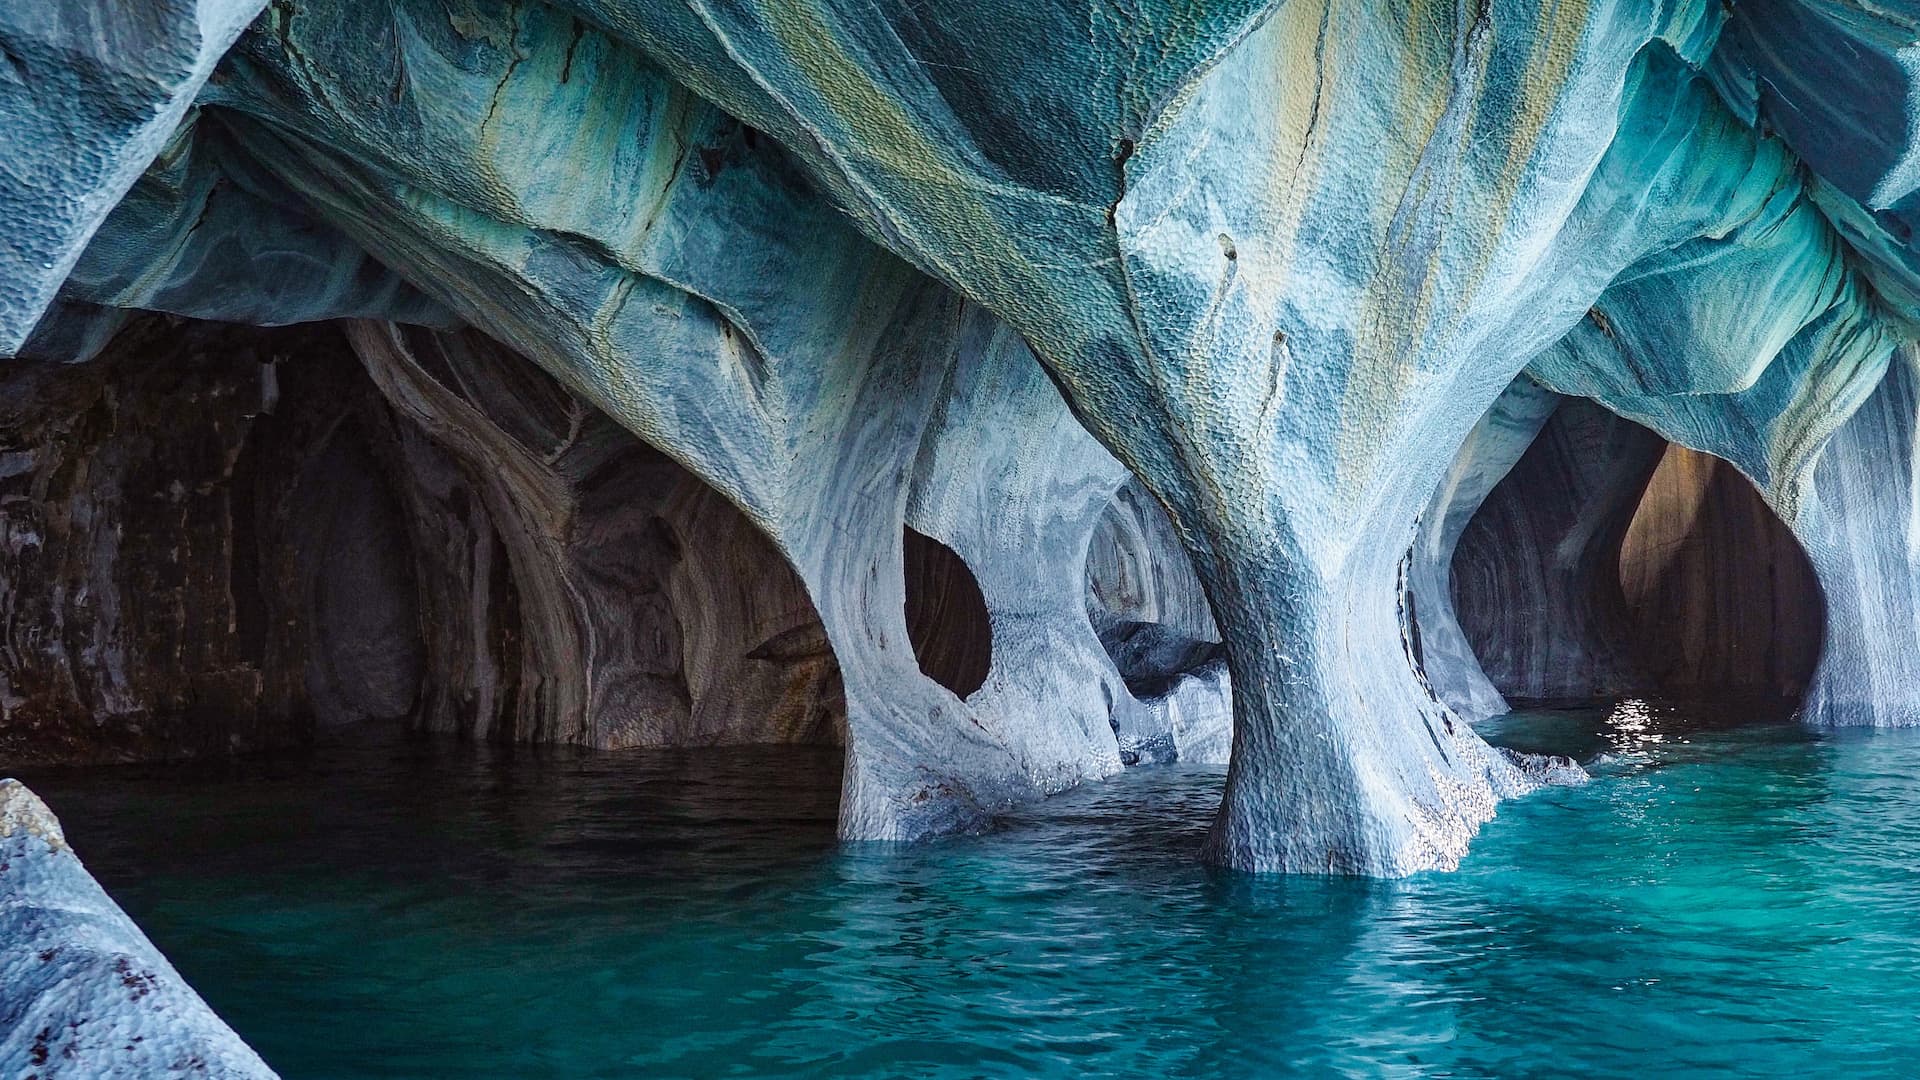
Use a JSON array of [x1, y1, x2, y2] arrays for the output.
[[0, 779, 275, 1078]]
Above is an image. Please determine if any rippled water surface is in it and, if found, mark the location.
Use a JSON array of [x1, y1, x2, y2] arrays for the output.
[[22, 705, 1920, 1078]]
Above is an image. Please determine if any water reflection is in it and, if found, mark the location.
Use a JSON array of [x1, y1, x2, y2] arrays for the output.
[[1605, 697, 1663, 755]]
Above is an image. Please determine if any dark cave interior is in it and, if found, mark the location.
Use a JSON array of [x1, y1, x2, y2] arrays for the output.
[[0, 316, 1831, 775], [1450, 397, 1823, 715]]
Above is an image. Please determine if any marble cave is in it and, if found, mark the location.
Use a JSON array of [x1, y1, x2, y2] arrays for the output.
[[6, 1, 1920, 1075]]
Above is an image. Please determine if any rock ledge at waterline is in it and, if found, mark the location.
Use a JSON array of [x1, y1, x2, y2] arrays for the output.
[[0, 780, 278, 1078]]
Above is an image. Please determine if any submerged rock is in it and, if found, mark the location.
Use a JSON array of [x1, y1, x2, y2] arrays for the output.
[[0, 779, 276, 1077]]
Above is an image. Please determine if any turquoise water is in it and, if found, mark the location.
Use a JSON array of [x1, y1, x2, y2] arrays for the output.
[[22, 704, 1920, 1078]]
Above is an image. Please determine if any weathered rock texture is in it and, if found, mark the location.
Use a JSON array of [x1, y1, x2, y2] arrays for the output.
[[0, 779, 276, 1077], [8, 0, 1920, 879], [343, 320, 847, 749], [1785, 351, 1920, 726], [1085, 478, 1231, 764], [0, 309, 864, 759], [0, 1, 274, 352], [0, 317, 419, 765]]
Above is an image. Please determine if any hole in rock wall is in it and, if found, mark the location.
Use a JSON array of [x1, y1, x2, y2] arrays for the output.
[[1081, 478, 1232, 765], [901, 527, 992, 698], [1082, 480, 1223, 698], [1448, 399, 1823, 711], [0, 314, 848, 769]]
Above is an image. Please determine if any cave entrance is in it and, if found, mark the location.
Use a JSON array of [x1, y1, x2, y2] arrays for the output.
[[0, 313, 850, 772], [0, 315, 432, 766], [1446, 398, 1824, 716]]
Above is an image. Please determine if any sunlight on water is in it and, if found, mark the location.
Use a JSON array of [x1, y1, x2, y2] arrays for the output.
[[22, 706, 1920, 1078]]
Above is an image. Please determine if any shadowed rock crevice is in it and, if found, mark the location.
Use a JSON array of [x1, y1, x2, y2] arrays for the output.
[[1619, 444, 1825, 704], [0, 314, 854, 764], [292, 413, 426, 728], [1408, 376, 1563, 722], [1082, 478, 1231, 764], [0, 316, 420, 765], [1449, 396, 1670, 707], [900, 527, 991, 700], [347, 321, 848, 750]]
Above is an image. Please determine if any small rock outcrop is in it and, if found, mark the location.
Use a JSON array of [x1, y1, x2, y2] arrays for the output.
[[0, 779, 276, 1077]]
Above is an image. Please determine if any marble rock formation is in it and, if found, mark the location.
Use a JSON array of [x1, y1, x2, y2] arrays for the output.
[[339, 320, 851, 750], [1408, 376, 1564, 723], [1086, 478, 1233, 765], [7, 0, 1920, 882], [1421, 384, 1824, 715], [0, 779, 276, 1078]]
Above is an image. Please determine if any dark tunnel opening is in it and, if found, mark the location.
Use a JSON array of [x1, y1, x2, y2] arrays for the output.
[[1617, 442, 1825, 706], [901, 527, 993, 699], [0, 314, 852, 768], [1446, 398, 1825, 717]]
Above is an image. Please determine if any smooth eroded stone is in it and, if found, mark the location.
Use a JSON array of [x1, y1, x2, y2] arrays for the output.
[[21, 0, 1920, 878]]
